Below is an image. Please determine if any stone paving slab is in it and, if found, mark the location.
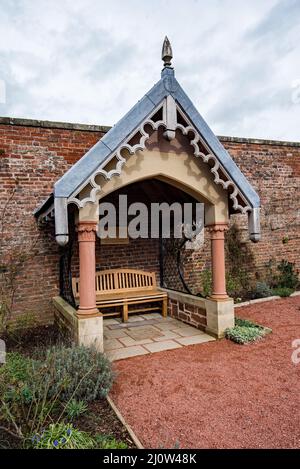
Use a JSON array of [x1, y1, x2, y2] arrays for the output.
[[119, 336, 154, 347], [144, 340, 182, 353], [152, 330, 181, 341], [104, 329, 128, 339], [175, 334, 215, 346], [172, 327, 205, 337], [106, 345, 149, 361], [104, 338, 124, 351], [103, 313, 215, 361], [127, 325, 163, 340], [108, 318, 165, 330]]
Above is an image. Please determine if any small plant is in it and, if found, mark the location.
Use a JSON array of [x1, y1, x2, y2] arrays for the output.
[[65, 400, 88, 420], [93, 434, 128, 449], [225, 317, 271, 344], [0, 352, 33, 383], [200, 269, 212, 297], [272, 287, 294, 298], [276, 260, 299, 290], [251, 281, 273, 299], [29, 423, 95, 449]]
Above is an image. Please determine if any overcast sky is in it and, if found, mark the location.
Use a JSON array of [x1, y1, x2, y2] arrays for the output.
[[0, 0, 299, 140]]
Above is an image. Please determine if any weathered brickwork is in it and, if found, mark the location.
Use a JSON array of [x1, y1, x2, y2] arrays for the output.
[[168, 298, 207, 331], [0, 118, 299, 324]]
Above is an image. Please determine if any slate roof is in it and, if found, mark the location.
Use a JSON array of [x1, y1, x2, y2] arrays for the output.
[[52, 67, 260, 209]]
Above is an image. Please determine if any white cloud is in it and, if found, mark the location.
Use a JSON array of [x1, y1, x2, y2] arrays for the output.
[[0, 0, 299, 140]]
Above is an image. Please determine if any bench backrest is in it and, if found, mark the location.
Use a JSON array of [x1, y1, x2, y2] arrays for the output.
[[72, 269, 157, 299]]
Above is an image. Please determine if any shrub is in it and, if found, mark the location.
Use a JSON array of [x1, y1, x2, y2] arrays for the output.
[[225, 317, 271, 344], [276, 260, 299, 290], [0, 345, 114, 442], [272, 287, 294, 298], [29, 423, 95, 449], [251, 282, 273, 299], [65, 400, 88, 420], [44, 345, 114, 402]]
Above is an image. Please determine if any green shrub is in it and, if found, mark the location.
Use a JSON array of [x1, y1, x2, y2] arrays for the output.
[[44, 345, 114, 402], [93, 434, 128, 449], [65, 399, 88, 420], [226, 273, 243, 298], [225, 317, 271, 344], [251, 282, 273, 299], [235, 317, 263, 329], [272, 287, 294, 298], [29, 423, 95, 449], [0, 352, 33, 383], [0, 345, 114, 442], [201, 269, 246, 298], [277, 260, 299, 289]]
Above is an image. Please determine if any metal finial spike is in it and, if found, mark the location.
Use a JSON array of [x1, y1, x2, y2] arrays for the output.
[[162, 36, 173, 68]]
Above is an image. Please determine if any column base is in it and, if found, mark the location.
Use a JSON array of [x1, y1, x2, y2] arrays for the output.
[[205, 297, 234, 338], [77, 313, 104, 352], [209, 293, 229, 300], [76, 307, 101, 319]]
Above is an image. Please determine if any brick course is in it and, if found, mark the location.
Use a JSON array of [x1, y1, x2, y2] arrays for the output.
[[0, 118, 299, 324]]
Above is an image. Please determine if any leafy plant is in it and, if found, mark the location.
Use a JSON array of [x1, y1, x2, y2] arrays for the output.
[[272, 287, 294, 298], [44, 345, 114, 402], [226, 272, 243, 298], [0, 345, 114, 443], [0, 352, 33, 383], [93, 434, 128, 449], [29, 423, 95, 449], [200, 269, 212, 297], [276, 260, 298, 290], [225, 224, 256, 298], [65, 400, 88, 420], [251, 281, 273, 299], [225, 317, 271, 344]]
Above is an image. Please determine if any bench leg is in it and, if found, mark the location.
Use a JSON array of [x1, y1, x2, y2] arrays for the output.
[[123, 303, 128, 322], [162, 298, 168, 318]]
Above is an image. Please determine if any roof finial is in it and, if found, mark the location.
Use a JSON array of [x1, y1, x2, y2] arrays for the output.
[[162, 36, 173, 68]]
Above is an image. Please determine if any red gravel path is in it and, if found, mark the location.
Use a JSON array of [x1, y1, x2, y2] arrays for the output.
[[110, 296, 300, 448]]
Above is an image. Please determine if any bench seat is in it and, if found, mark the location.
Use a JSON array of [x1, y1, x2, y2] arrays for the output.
[[72, 269, 168, 322]]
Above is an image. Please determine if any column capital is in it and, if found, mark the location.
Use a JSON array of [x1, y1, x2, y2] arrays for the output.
[[76, 221, 97, 242], [206, 223, 229, 240]]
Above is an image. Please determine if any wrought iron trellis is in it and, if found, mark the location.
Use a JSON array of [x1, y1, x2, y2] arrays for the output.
[[59, 213, 76, 307], [160, 233, 205, 298]]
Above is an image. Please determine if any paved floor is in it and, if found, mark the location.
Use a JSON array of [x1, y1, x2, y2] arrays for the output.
[[104, 313, 215, 361]]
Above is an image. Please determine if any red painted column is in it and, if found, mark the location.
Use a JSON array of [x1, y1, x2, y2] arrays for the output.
[[207, 223, 229, 300], [76, 221, 98, 317]]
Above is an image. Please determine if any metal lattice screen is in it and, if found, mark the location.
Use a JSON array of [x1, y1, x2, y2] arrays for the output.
[[59, 213, 76, 307], [160, 235, 204, 297]]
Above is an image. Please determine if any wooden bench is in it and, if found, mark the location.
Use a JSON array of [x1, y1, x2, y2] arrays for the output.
[[72, 269, 168, 322]]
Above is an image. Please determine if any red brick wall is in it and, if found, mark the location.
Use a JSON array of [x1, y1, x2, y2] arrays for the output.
[[0, 120, 299, 324], [182, 140, 300, 294], [71, 238, 160, 282], [0, 122, 104, 324]]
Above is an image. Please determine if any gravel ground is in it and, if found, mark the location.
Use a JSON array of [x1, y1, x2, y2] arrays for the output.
[[110, 296, 300, 449]]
